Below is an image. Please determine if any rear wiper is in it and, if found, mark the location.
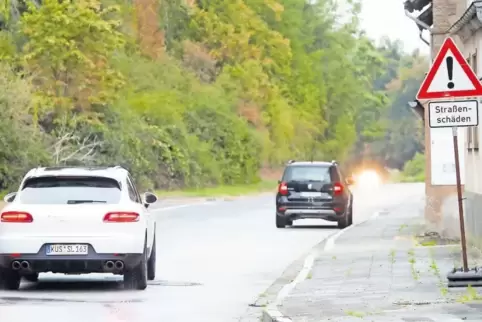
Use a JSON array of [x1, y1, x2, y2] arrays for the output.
[[67, 200, 107, 204]]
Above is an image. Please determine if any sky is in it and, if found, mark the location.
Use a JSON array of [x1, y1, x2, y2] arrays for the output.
[[358, 0, 431, 55]]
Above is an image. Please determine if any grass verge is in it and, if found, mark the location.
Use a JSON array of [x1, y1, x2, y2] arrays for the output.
[[155, 180, 278, 198], [388, 171, 424, 183]]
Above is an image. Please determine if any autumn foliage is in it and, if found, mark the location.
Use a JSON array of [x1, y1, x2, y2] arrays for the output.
[[0, 0, 426, 190]]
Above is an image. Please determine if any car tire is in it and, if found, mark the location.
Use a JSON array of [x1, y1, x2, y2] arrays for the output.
[[124, 246, 148, 290], [337, 213, 349, 229], [0, 268, 21, 290], [338, 204, 353, 229], [147, 235, 156, 281], [276, 214, 286, 228], [286, 218, 293, 226], [348, 205, 353, 226], [23, 273, 39, 283]]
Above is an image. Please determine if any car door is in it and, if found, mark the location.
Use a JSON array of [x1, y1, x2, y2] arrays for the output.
[[126, 176, 155, 251]]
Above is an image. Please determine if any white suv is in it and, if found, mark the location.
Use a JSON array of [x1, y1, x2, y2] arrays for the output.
[[0, 166, 158, 290]]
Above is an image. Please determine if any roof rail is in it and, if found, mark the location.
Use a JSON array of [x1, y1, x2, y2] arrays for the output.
[[287, 159, 296, 164]]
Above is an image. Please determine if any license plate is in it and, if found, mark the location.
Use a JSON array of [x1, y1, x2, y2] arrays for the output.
[[300, 192, 322, 198], [46, 244, 88, 255]]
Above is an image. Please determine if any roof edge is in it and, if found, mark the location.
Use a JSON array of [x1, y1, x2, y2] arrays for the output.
[[448, 1, 482, 37]]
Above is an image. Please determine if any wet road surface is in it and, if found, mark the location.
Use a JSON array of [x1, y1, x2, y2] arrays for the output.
[[0, 183, 424, 322]]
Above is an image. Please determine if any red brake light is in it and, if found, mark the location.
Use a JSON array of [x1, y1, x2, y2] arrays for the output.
[[1, 211, 33, 223], [333, 182, 343, 196], [278, 181, 288, 195], [103, 212, 139, 222]]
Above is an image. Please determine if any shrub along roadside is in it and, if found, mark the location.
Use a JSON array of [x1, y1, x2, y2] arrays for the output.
[[394, 153, 425, 183], [0, 0, 425, 194]]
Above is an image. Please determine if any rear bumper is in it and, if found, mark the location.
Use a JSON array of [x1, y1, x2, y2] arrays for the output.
[[0, 235, 144, 254], [0, 245, 143, 273], [279, 208, 340, 221], [277, 199, 346, 221]]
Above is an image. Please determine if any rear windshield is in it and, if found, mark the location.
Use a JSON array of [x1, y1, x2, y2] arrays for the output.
[[282, 166, 332, 182], [18, 176, 121, 205]]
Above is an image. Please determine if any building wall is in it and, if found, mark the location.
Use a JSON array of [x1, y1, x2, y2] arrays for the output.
[[460, 25, 482, 248], [425, 0, 467, 238], [462, 28, 482, 191]]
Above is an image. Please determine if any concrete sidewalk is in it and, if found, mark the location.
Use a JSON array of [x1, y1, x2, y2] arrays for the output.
[[275, 200, 482, 321]]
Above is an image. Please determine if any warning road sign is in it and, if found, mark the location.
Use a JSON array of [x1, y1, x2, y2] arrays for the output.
[[417, 37, 482, 100]]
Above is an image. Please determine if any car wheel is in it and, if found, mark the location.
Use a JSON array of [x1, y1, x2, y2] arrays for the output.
[[338, 204, 353, 229], [348, 206, 353, 226], [147, 235, 156, 281], [0, 268, 21, 290], [276, 214, 286, 228], [337, 212, 349, 229], [23, 273, 39, 283], [124, 246, 148, 290]]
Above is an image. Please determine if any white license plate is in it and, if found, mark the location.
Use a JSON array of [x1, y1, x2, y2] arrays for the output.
[[46, 244, 88, 255], [300, 192, 322, 198]]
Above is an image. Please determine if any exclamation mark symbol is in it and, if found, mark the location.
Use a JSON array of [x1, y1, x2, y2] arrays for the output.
[[446, 56, 454, 89]]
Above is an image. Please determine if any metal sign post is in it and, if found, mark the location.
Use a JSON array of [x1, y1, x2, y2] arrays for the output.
[[417, 37, 482, 286], [452, 126, 469, 272], [428, 100, 478, 284]]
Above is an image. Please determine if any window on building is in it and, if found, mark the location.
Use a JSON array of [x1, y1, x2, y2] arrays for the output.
[[472, 51, 477, 75], [468, 51, 479, 151]]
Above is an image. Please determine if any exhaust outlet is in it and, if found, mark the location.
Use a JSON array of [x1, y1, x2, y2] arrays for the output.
[[20, 261, 30, 270], [104, 261, 115, 270], [114, 261, 124, 270], [11, 261, 20, 270]]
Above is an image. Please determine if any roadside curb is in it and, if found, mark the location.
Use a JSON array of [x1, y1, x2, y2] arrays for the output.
[[262, 309, 292, 322], [261, 211, 381, 322]]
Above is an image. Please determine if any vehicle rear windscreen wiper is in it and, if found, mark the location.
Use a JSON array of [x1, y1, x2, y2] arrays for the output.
[[67, 200, 107, 204]]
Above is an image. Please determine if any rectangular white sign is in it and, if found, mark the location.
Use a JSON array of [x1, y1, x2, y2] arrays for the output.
[[428, 100, 479, 128], [431, 127, 465, 185]]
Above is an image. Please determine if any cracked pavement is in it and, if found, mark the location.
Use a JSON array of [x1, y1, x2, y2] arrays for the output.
[[278, 191, 482, 321]]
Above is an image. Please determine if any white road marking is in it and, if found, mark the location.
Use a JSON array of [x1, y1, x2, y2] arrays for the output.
[[152, 202, 214, 213], [274, 253, 314, 305], [324, 211, 380, 251], [264, 211, 381, 321]]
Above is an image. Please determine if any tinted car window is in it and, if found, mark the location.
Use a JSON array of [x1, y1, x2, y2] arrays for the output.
[[126, 178, 141, 203], [283, 166, 332, 182], [18, 176, 121, 204]]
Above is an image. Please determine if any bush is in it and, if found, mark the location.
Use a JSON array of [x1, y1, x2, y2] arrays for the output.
[[400, 152, 425, 182], [0, 64, 50, 190]]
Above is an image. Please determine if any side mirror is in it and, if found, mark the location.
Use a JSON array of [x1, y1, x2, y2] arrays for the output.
[[143, 192, 158, 207], [346, 177, 355, 185], [3, 192, 16, 203]]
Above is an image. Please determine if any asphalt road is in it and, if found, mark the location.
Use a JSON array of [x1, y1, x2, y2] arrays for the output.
[[0, 183, 424, 322]]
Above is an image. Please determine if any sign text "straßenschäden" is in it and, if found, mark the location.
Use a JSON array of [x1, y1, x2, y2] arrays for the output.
[[428, 100, 479, 128]]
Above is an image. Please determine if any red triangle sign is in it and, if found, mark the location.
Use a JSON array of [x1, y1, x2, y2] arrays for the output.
[[417, 37, 482, 100]]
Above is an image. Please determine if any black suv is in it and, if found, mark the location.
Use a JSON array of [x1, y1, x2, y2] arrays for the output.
[[275, 160, 354, 229]]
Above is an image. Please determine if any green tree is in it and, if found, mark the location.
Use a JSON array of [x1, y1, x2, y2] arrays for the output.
[[20, 0, 125, 122], [0, 0, 429, 191]]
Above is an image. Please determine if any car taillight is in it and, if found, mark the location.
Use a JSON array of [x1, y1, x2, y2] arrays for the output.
[[278, 181, 288, 195], [103, 212, 139, 222], [333, 182, 343, 196], [1, 211, 33, 223]]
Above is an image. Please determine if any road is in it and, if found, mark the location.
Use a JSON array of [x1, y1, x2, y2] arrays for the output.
[[0, 183, 424, 322]]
